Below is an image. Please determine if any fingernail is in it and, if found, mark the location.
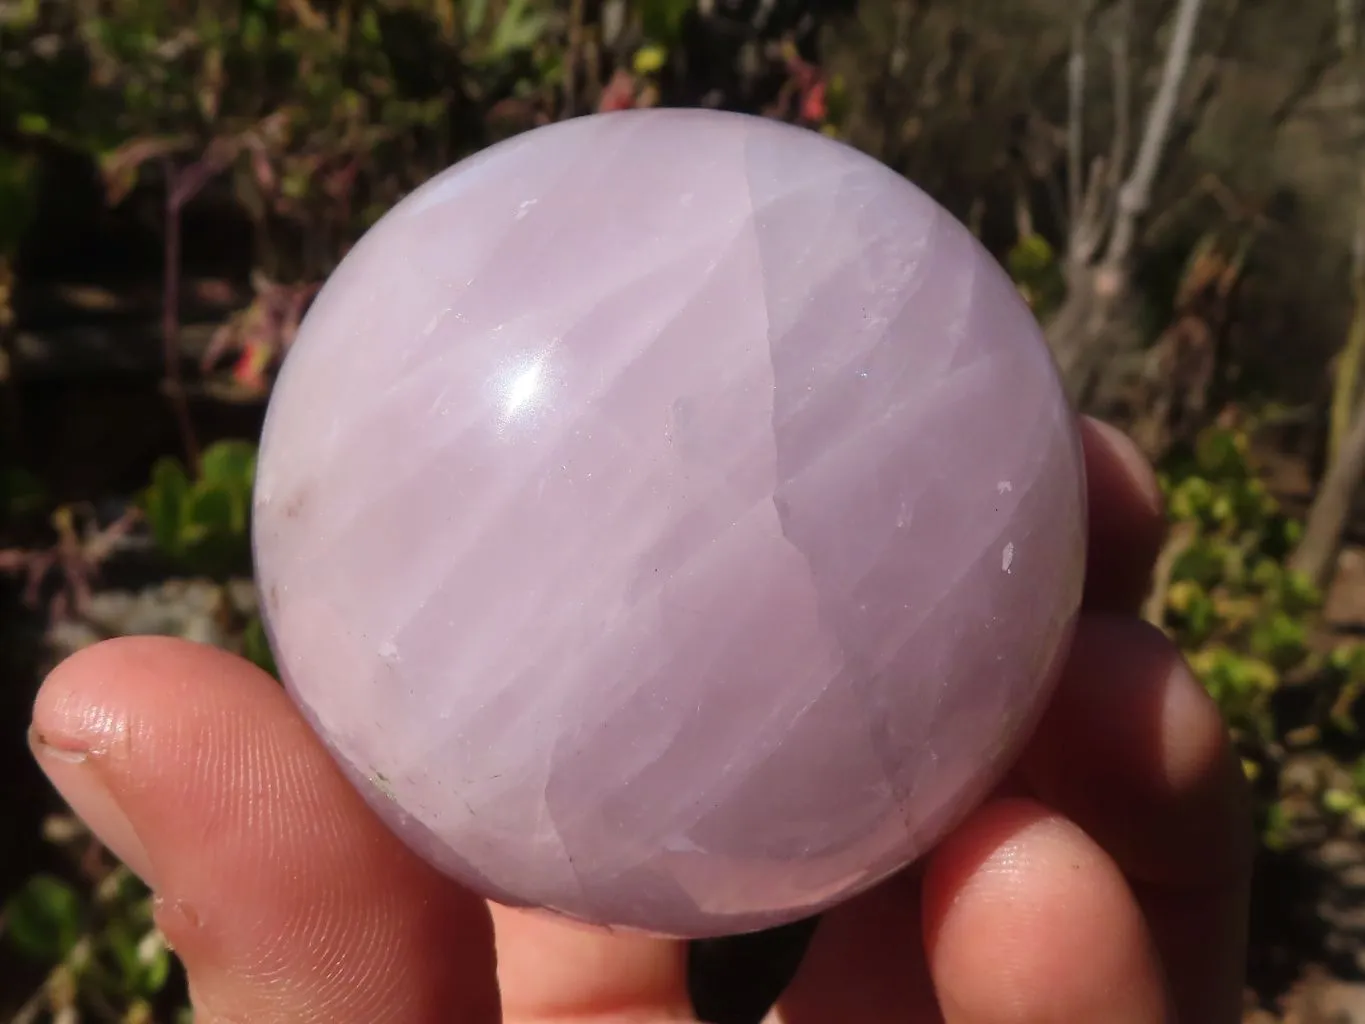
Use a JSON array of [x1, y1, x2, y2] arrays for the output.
[[29, 726, 157, 888]]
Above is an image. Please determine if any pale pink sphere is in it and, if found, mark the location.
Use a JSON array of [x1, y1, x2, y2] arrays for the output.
[[252, 109, 1086, 938]]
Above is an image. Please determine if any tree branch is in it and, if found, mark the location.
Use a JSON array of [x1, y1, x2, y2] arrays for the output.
[[1291, 388, 1365, 590], [1146, 0, 1244, 199], [1101, 0, 1208, 271], [1067, 8, 1089, 234], [1107, 0, 1134, 196], [1072, 156, 1109, 266], [1268, 19, 1344, 127], [1341, 0, 1360, 52], [1143, 520, 1197, 627]]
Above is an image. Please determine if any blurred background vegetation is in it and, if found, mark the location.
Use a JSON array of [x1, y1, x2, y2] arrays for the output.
[[6, 0, 1365, 1020]]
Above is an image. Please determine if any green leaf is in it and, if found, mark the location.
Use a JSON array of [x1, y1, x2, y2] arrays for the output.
[[489, 0, 546, 58], [105, 914, 142, 986], [1194, 428, 1250, 480], [0, 150, 37, 254], [3, 875, 83, 964], [1261, 801, 1292, 851], [16, 113, 49, 137], [639, 0, 693, 43], [464, 0, 489, 36], [282, 170, 312, 200], [1250, 611, 1307, 670], [200, 441, 257, 486], [1280, 570, 1322, 614], [199, 440, 257, 531], [359, 7, 382, 44], [0, 465, 47, 517], [243, 9, 268, 49], [243, 614, 278, 677], [1, 0, 38, 30], [136, 930, 171, 994], [633, 44, 667, 75], [141, 457, 192, 557], [184, 482, 238, 543], [1168, 476, 1213, 522], [1324, 787, 1357, 815]]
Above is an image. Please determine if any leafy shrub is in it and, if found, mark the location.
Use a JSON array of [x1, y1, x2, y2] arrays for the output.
[[3, 860, 176, 1022], [140, 440, 256, 580], [138, 438, 277, 676], [1147, 422, 1365, 852], [1157, 427, 1317, 745]]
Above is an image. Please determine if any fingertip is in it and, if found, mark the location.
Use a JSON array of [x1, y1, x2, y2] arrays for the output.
[[1081, 417, 1165, 521], [1022, 613, 1254, 887], [1080, 416, 1167, 613], [923, 797, 1171, 1024], [30, 637, 250, 891], [32, 635, 282, 761], [30, 635, 502, 1023]]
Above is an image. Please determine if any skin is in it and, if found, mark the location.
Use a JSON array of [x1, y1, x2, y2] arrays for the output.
[[28, 416, 1253, 1023]]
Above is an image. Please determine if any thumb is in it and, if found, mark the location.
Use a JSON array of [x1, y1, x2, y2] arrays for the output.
[[30, 636, 500, 1024]]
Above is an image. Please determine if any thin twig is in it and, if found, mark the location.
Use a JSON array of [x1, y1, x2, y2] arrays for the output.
[[1143, 520, 1198, 627], [564, 0, 584, 117], [161, 159, 200, 475], [1268, 18, 1339, 126], [1072, 156, 1109, 266], [1142, 171, 1263, 248], [1102, 0, 1208, 271], [1106, 0, 1133, 206], [1066, 8, 1088, 233], [1341, 0, 1360, 52], [1292, 390, 1365, 590], [10, 983, 47, 1024]]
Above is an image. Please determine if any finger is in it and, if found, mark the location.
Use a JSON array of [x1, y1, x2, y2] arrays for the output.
[[923, 797, 1172, 1024], [1017, 614, 1253, 1023], [1080, 416, 1167, 614], [771, 797, 1175, 1024], [766, 869, 941, 1023], [30, 636, 501, 1024], [491, 907, 694, 1022]]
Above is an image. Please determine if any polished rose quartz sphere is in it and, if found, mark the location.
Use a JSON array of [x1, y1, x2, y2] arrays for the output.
[[252, 108, 1087, 938]]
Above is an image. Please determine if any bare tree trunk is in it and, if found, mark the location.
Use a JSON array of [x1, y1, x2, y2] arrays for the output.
[[1099, 0, 1207, 273], [1330, 0, 1365, 465], [1292, 396, 1365, 590], [1330, 208, 1365, 464], [1046, 0, 1209, 413], [1293, 0, 1365, 593]]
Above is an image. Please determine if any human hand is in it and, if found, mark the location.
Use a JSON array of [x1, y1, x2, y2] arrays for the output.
[[29, 416, 1252, 1023]]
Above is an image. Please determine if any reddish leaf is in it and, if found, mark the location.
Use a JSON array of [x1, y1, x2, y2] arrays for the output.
[[231, 339, 275, 393], [598, 69, 637, 112], [800, 78, 828, 124], [323, 161, 360, 202], [199, 319, 241, 375]]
